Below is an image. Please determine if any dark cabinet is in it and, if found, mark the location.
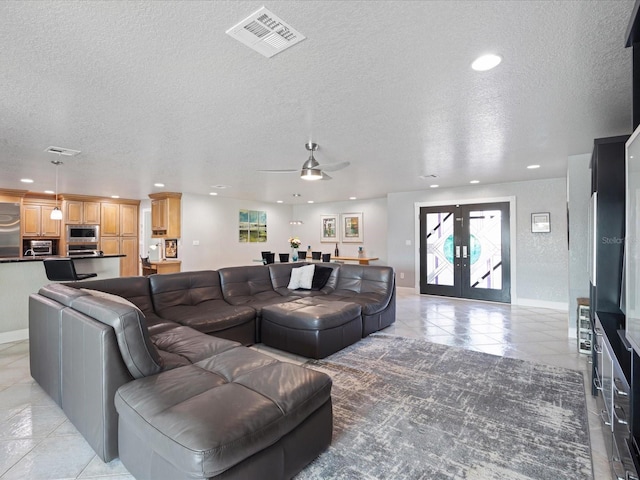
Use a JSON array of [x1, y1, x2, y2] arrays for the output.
[[590, 135, 639, 479]]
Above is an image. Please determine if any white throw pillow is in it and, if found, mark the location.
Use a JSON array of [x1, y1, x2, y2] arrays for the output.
[[288, 264, 316, 290]]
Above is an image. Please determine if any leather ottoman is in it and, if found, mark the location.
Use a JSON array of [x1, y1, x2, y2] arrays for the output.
[[261, 298, 362, 359], [115, 346, 333, 480]]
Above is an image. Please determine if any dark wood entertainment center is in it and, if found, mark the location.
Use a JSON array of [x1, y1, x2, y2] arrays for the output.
[[589, 135, 636, 480]]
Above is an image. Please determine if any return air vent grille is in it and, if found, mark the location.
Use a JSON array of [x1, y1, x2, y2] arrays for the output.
[[226, 7, 305, 58], [45, 146, 81, 156]]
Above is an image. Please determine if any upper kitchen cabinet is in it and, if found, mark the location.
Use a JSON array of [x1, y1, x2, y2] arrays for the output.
[[149, 192, 181, 238], [100, 202, 138, 237], [64, 200, 100, 224], [22, 199, 60, 238]]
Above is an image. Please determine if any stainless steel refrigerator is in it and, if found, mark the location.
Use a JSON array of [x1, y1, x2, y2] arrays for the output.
[[0, 202, 20, 258]]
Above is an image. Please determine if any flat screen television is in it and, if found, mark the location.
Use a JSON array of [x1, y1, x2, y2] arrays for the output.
[[625, 125, 640, 354]]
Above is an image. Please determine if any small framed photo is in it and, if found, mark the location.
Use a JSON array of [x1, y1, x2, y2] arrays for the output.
[[320, 214, 339, 243], [341, 212, 363, 243], [531, 213, 550, 233], [165, 239, 178, 258]]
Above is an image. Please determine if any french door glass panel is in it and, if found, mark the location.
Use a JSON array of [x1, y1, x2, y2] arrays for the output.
[[425, 211, 455, 287], [468, 209, 502, 290]]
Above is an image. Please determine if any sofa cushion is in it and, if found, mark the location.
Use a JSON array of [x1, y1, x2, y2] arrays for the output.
[[219, 265, 298, 313], [70, 276, 156, 317], [287, 264, 315, 290], [218, 265, 278, 300], [151, 326, 241, 370], [70, 294, 163, 379], [81, 289, 142, 313], [114, 348, 332, 478], [155, 300, 256, 334], [149, 270, 225, 311]]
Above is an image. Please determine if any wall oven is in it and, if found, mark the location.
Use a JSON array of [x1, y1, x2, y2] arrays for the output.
[[67, 243, 99, 256], [67, 225, 99, 243]]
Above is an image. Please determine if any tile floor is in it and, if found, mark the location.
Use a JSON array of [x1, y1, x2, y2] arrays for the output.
[[0, 287, 610, 479]]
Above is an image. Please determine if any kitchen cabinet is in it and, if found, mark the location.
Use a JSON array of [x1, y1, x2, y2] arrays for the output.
[[65, 200, 100, 224], [101, 203, 120, 236], [22, 202, 60, 237], [100, 202, 139, 276], [149, 192, 181, 238]]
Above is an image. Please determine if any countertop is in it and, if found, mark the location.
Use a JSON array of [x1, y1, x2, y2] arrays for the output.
[[0, 254, 125, 264]]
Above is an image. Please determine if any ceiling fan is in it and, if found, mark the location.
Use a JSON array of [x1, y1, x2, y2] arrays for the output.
[[258, 142, 350, 181]]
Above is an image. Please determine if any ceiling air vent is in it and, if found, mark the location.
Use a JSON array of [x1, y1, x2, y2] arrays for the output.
[[45, 146, 81, 156], [226, 6, 305, 58]]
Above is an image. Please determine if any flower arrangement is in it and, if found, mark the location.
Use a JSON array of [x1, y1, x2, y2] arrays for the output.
[[288, 237, 301, 248]]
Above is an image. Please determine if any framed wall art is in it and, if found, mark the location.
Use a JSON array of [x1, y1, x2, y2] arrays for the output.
[[165, 239, 178, 258], [320, 214, 339, 243], [531, 212, 550, 233], [239, 209, 267, 242], [341, 212, 363, 243]]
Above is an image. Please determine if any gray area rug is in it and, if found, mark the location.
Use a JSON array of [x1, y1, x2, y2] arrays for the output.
[[297, 334, 592, 480]]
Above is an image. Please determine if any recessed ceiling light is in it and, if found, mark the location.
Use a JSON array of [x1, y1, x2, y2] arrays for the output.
[[471, 54, 502, 71], [307, 200, 314, 204], [470, 180, 480, 184], [527, 164, 540, 169], [154, 183, 165, 187], [44, 190, 54, 194], [111, 195, 120, 199], [430, 184, 439, 188], [276, 200, 284, 204], [209, 192, 218, 196], [21, 178, 34, 183], [349, 196, 357, 200]]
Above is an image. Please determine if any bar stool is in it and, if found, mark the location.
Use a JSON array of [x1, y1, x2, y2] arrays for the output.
[[43, 258, 97, 281]]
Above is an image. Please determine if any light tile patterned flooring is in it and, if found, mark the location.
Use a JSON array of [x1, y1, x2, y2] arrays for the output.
[[0, 287, 609, 479]]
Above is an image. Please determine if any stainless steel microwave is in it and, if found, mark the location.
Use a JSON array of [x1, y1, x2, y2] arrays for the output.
[[67, 224, 99, 242]]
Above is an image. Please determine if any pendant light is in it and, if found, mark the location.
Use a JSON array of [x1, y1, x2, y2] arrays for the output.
[[50, 156, 63, 220], [300, 142, 323, 181]]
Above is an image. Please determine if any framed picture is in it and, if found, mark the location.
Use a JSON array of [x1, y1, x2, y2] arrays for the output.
[[320, 214, 339, 243], [165, 238, 178, 258], [341, 212, 363, 243], [531, 212, 550, 233]]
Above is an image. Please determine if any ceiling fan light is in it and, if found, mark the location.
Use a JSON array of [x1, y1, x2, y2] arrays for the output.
[[300, 168, 323, 180], [50, 207, 63, 220]]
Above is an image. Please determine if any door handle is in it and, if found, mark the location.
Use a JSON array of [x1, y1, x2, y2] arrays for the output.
[[462, 246, 468, 259], [455, 246, 460, 258]]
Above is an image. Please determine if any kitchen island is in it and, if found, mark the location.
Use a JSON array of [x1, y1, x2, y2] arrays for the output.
[[0, 254, 124, 343]]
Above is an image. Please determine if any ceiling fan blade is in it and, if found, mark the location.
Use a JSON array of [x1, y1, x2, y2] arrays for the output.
[[316, 161, 350, 172], [321, 172, 333, 180], [257, 169, 298, 174]]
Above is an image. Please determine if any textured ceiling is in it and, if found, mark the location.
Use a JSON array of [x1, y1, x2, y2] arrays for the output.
[[0, 0, 635, 204]]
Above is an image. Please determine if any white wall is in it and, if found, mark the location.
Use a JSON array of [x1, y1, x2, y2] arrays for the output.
[[291, 198, 388, 263], [177, 193, 294, 271], [387, 178, 569, 308], [567, 154, 592, 336]]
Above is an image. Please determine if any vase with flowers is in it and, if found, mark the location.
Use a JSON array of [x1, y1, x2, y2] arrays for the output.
[[289, 237, 301, 261]]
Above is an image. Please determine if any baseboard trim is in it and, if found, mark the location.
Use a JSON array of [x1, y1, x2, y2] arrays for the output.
[[0, 329, 29, 345], [513, 298, 569, 311]]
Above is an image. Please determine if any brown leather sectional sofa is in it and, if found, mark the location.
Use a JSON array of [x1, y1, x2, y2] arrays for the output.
[[28, 262, 395, 479]]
